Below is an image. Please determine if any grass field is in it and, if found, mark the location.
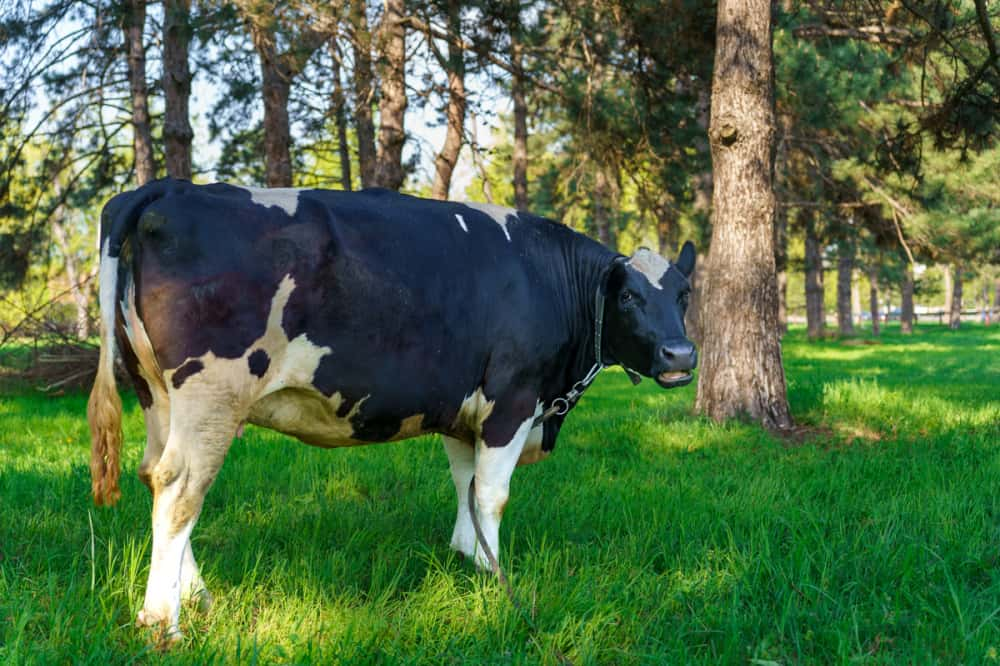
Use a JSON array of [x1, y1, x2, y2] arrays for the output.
[[1, 324, 999, 664]]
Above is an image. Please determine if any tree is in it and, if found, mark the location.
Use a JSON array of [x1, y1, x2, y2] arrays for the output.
[[428, 0, 467, 200], [163, 0, 194, 179], [373, 0, 407, 190], [236, 2, 333, 187], [695, 0, 792, 429], [350, 0, 377, 188], [803, 208, 826, 338], [508, 4, 529, 210], [123, 0, 156, 184]]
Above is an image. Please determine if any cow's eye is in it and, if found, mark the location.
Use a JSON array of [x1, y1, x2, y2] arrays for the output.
[[620, 290, 633, 306], [679, 291, 690, 309]]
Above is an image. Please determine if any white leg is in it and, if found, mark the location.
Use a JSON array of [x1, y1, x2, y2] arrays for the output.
[[443, 436, 476, 558], [471, 415, 534, 570], [138, 407, 235, 640], [180, 541, 212, 610]]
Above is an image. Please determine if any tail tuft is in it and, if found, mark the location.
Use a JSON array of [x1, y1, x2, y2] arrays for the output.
[[88, 367, 122, 505]]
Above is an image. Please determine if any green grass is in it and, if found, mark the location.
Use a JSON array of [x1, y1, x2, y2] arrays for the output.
[[1, 323, 999, 664]]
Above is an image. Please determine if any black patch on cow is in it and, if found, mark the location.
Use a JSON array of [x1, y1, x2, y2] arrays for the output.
[[248, 349, 270, 378], [171, 360, 204, 389]]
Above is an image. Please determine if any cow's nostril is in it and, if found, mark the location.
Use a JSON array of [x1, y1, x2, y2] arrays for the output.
[[659, 346, 675, 361]]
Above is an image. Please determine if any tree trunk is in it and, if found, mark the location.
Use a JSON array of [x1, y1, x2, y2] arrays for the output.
[[852, 270, 862, 326], [510, 17, 529, 210], [949, 263, 963, 329], [869, 265, 880, 336], [373, 0, 407, 190], [330, 39, 352, 191], [773, 201, 788, 335], [695, 0, 791, 429], [592, 167, 616, 248], [430, 0, 465, 201], [51, 211, 90, 340], [352, 0, 376, 188], [900, 262, 914, 334], [993, 277, 1000, 324], [943, 264, 953, 318], [803, 209, 825, 339], [836, 238, 854, 335], [123, 0, 156, 185], [163, 0, 193, 179]]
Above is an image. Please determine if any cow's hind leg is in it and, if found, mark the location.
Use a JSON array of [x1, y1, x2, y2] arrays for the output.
[[137, 398, 237, 640], [470, 415, 534, 570], [443, 436, 476, 558], [137, 389, 211, 612]]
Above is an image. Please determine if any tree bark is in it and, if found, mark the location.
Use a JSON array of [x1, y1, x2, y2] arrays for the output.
[[869, 264, 880, 336], [943, 264, 953, 317], [51, 210, 90, 340], [330, 39, 352, 191], [253, 32, 294, 187], [430, 0, 466, 201], [162, 0, 193, 179], [837, 238, 855, 335], [123, 0, 156, 185], [592, 167, 616, 248], [695, 0, 791, 429], [352, 0, 377, 188], [373, 0, 407, 190], [900, 262, 914, 334], [241, 7, 329, 188], [773, 200, 788, 335], [510, 14, 529, 210], [949, 263, 963, 329], [803, 209, 825, 339], [852, 269, 862, 326], [993, 277, 1000, 324]]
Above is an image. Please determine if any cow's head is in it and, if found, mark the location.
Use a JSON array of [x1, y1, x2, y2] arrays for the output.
[[603, 242, 697, 388]]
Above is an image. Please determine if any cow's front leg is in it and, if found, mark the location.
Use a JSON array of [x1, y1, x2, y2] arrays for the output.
[[137, 406, 235, 642], [443, 436, 477, 558], [471, 414, 536, 570]]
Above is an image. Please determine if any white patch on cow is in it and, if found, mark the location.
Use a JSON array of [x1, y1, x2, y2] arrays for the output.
[[463, 201, 515, 241], [164, 275, 370, 448], [518, 411, 549, 466], [628, 247, 671, 290], [469, 404, 540, 569], [454, 387, 496, 440], [454, 213, 469, 233], [122, 278, 166, 393], [239, 185, 302, 216], [443, 435, 476, 558], [97, 242, 119, 376]]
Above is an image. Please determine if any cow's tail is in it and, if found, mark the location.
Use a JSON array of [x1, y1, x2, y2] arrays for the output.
[[87, 179, 180, 506], [88, 236, 123, 506]]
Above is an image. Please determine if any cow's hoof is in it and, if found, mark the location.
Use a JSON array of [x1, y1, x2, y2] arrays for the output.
[[136, 610, 183, 647]]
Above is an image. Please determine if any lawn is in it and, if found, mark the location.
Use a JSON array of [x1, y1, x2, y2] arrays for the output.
[[1, 324, 998, 664]]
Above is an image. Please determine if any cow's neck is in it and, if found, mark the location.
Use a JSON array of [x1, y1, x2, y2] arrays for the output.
[[556, 238, 620, 395]]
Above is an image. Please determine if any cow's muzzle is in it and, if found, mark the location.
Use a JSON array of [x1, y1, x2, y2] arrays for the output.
[[654, 340, 697, 388]]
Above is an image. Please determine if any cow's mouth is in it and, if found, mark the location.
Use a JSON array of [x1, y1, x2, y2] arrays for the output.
[[655, 370, 693, 388]]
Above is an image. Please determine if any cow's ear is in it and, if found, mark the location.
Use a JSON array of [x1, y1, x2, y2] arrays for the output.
[[604, 256, 628, 296], [676, 241, 696, 278]]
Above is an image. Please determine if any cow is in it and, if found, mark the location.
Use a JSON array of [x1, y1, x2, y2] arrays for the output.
[[87, 178, 697, 640]]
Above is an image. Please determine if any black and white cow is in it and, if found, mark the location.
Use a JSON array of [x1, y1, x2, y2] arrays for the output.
[[88, 178, 697, 638]]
